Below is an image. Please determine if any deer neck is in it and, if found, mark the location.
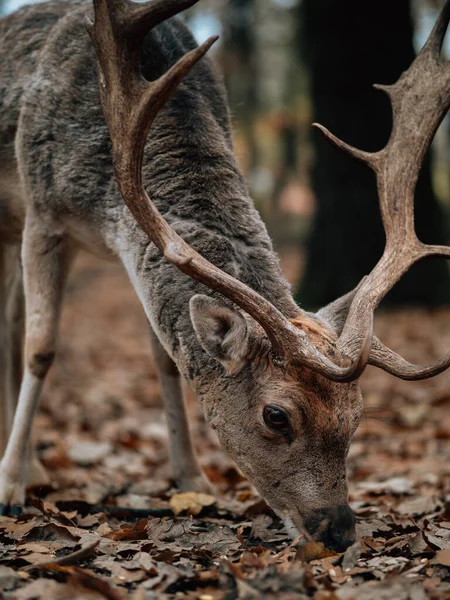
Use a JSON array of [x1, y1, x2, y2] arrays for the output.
[[116, 149, 296, 387]]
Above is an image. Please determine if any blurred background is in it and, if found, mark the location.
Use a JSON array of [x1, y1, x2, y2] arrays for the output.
[[2, 0, 450, 309]]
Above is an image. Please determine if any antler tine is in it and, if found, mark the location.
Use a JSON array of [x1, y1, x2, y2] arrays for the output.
[[369, 338, 450, 381], [312, 123, 380, 169], [422, 244, 450, 260], [316, 0, 450, 380], [89, 0, 372, 382], [119, 0, 201, 44], [88, 0, 206, 81], [90, 0, 200, 36], [421, 0, 450, 59]]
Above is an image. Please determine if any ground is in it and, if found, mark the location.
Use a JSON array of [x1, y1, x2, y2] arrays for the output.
[[0, 252, 449, 599]]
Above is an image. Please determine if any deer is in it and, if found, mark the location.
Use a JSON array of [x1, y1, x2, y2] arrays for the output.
[[0, 0, 449, 552]]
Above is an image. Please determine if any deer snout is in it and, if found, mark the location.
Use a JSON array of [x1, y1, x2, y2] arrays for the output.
[[303, 504, 356, 552]]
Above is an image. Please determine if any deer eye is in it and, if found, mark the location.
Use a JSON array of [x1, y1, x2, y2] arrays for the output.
[[263, 406, 289, 431]]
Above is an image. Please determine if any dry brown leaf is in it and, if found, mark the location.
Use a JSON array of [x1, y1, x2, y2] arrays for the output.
[[24, 540, 100, 571], [169, 491, 216, 516], [396, 496, 441, 516], [68, 441, 113, 466], [435, 549, 450, 567], [40, 565, 124, 600], [341, 541, 362, 571], [423, 531, 450, 551], [14, 578, 103, 600], [357, 477, 414, 495], [295, 541, 335, 563]]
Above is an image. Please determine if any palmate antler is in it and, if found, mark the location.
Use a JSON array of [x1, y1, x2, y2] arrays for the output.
[[88, 0, 449, 383], [87, 0, 371, 382], [316, 0, 450, 380]]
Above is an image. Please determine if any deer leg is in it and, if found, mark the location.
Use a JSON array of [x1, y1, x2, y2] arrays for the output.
[[5, 258, 49, 486], [3, 247, 23, 438], [0, 218, 71, 513], [149, 326, 212, 494], [0, 243, 8, 457], [0, 244, 24, 459]]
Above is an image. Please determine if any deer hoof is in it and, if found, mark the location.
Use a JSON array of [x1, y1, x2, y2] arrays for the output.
[[0, 503, 22, 516], [0, 476, 25, 515], [0, 461, 27, 514]]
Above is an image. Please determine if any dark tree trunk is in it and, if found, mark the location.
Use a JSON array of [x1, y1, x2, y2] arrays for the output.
[[272, 113, 299, 212], [297, 0, 450, 309], [221, 0, 259, 172]]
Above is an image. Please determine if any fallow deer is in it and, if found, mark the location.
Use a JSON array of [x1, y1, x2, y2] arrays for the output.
[[0, 0, 449, 552]]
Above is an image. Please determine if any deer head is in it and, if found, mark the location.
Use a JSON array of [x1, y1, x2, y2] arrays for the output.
[[88, 0, 450, 551]]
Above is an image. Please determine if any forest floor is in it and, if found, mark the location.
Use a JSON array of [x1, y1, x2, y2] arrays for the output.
[[0, 252, 449, 600]]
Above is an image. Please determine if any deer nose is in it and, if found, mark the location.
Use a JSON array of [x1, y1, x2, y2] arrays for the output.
[[304, 504, 356, 552]]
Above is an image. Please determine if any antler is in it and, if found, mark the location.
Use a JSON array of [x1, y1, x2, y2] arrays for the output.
[[88, 0, 371, 382], [315, 0, 450, 380]]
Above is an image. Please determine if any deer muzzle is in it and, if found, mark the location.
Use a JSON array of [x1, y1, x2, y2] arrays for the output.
[[303, 504, 356, 552]]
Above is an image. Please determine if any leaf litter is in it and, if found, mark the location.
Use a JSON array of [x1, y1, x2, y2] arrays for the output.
[[1, 253, 449, 599]]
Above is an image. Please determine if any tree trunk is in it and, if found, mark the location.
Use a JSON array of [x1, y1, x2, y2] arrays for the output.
[[297, 0, 450, 309], [221, 0, 260, 173]]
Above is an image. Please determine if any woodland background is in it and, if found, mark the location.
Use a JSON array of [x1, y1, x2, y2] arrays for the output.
[[0, 0, 449, 599]]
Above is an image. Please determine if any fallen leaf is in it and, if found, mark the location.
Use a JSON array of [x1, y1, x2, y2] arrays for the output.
[[0, 565, 19, 592], [41, 565, 124, 600], [396, 496, 441, 516], [68, 441, 112, 466], [169, 492, 216, 516], [296, 542, 335, 562], [341, 541, 362, 571], [423, 531, 450, 551], [24, 540, 100, 570], [14, 578, 102, 600], [357, 477, 414, 495], [25, 522, 81, 545], [435, 549, 450, 567]]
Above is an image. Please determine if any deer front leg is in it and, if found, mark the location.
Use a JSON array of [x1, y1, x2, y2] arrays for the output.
[[0, 218, 71, 514], [149, 327, 212, 494], [0, 244, 21, 459], [5, 260, 49, 487], [0, 243, 8, 456], [4, 252, 24, 433]]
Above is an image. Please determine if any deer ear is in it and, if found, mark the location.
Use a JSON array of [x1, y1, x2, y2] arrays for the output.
[[189, 295, 250, 373]]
